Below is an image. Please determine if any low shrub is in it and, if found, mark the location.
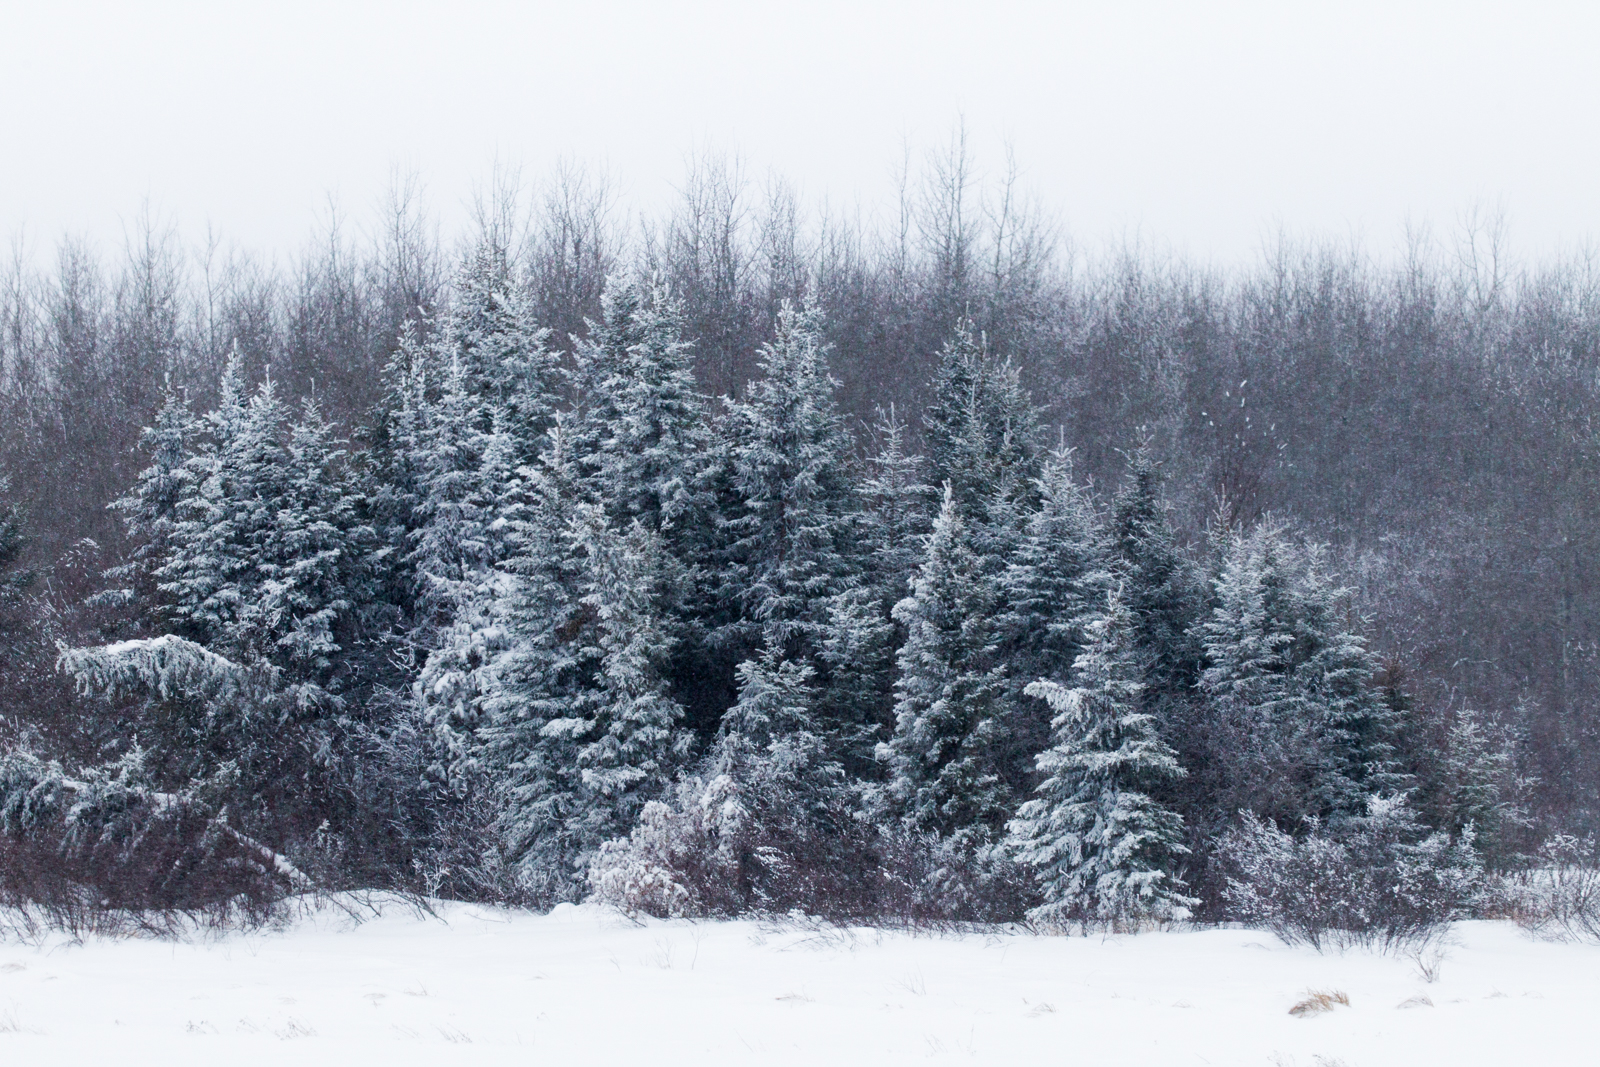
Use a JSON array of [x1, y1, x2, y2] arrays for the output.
[[1502, 834, 1600, 942], [1218, 794, 1482, 951], [587, 775, 1035, 924]]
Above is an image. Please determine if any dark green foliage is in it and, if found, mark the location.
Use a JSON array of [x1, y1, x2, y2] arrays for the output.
[[1105, 449, 1207, 702], [879, 488, 1013, 849], [997, 447, 1107, 795]]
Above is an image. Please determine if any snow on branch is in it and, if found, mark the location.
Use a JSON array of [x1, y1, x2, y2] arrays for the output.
[[0, 747, 314, 893], [57, 634, 281, 705]]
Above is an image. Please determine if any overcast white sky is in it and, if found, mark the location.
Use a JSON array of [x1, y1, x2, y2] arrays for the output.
[[3, 1, 1596, 267]]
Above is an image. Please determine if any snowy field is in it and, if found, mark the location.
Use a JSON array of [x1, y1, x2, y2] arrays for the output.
[[0, 902, 1593, 1066]]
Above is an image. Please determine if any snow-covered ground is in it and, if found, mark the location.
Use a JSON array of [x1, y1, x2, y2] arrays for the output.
[[0, 902, 1592, 1065]]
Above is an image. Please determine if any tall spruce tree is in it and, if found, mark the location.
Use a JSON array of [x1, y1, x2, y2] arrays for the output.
[[1100, 448, 1210, 852], [1008, 587, 1195, 925], [105, 376, 198, 617], [471, 422, 690, 897], [878, 486, 1012, 847], [69, 357, 376, 848], [919, 323, 1047, 804], [695, 632, 852, 907], [1194, 525, 1402, 833], [1106, 449, 1206, 701], [571, 277, 707, 538], [922, 320, 1041, 561], [998, 446, 1107, 794], [568, 276, 719, 742], [407, 245, 562, 784], [157, 372, 368, 682], [818, 407, 932, 777], [471, 426, 583, 881], [714, 300, 858, 659]]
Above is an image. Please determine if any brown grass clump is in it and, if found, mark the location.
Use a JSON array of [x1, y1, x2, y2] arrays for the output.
[[1288, 990, 1350, 1017]]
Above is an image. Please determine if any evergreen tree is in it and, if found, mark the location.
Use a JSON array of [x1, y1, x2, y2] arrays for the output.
[[571, 276, 707, 538], [104, 376, 198, 616], [1434, 709, 1528, 865], [1300, 560, 1405, 812], [1100, 449, 1209, 851], [269, 396, 375, 682], [406, 245, 562, 782], [915, 322, 1046, 807], [699, 634, 851, 905], [365, 318, 433, 627], [158, 372, 368, 680], [551, 507, 690, 857], [714, 300, 858, 658], [567, 275, 719, 742], [818, 407, 932, 776], [1105, 448, 1206, 701], [1195, 525, 1402, 832], [717, 634, 844, 825], [476, 436, 688, 897], [922, 319, 1041, 561], [857, 407, 934, 609], [878, 486, 1011, 847], [438, 243, 561, 460], [72, 358, 376, 848], [1008, 587, 1195, 925], [471, 429, 583, 892], [410, 374, 520, 782], [1192, 528, 1305, 831], [998, 446, 1107, 792]]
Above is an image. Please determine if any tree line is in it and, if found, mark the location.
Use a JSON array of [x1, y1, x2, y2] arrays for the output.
[[0, 150, 1589, 922]]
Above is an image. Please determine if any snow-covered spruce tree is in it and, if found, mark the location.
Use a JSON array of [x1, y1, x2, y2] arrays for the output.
[[54, 360, 378, 884], [1431, 709, 1530, 867], [1105, 448, 1206, 702], [1007, 587, 1195, 927], [566, 276, 720, 742], [364, 318, 433, 629], [437, 242, 562, 460], [878, 485, 1012, 850], [706, 633, 852, 909], [1296, 550, 1406, 815], [154, 370, 373, 687], [1194, 524, 1402, 835], [409, 375, 521, 786], [1100, 448, 1209, 852], [920, 321, 1045, 796], [590, 304, 869, 913], [1190, 526, 1304, 834], [589, 630, 862, 917], [998, 446, 1107, 792], [570, 276, 708, 539], [406, 245, 561, 787], [712, 300, 859, 661], [465, 424, 582, 895], [922, 319, 1042, 562], [557, 510, 690, 841], [101, 377, 198, 617], [818, 407, 933, 777], [475, 436, 689, 901]]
